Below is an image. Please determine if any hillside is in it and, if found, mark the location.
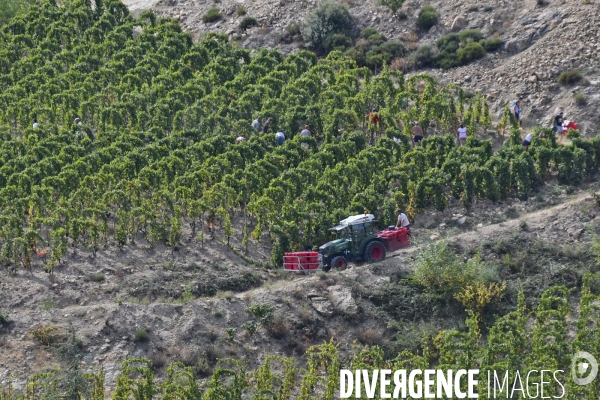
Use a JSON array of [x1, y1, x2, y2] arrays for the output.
[[122, 0, 600, 135], [1, 0, 600, 398]]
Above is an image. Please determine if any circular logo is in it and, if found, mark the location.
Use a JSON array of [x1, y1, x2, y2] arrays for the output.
[[571, 351, 598, 386]]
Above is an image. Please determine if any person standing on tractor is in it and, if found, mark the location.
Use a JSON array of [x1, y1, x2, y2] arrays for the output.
[[512, 97, 523, 127], [395, 209, 410, 232]]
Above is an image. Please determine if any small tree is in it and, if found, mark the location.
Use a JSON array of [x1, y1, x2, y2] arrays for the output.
[[378, 0, 406, 20], [301, 1, 354, 53]]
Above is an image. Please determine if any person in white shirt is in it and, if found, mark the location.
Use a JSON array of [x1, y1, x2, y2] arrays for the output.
[[522, 132, 533, 150], [252, 116, 262, 130], [395, 209, 410, 232], [75, 117, 83, 126], [300, 125, 311, 149], [32, 118, 39, 129], [457, 124, 467, 146], [300, 125, 310, 137]]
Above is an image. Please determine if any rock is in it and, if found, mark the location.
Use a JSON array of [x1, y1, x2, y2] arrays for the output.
[[505, 25, 549, 55], [327, 285, 358, 315], [310, 296, 334, 317], [529, 75, 538, 83], [451, 16, 467, 32], [567, 228, 584, 238], [477, 223, 483, 228], [430, 234, 440, 240], [457, 217, 466, 225]]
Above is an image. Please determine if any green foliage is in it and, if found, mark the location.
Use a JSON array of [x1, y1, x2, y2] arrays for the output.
[[0, 0, 34, 26], [134, 329, 149, 342], [378, 0, 406, 19], [246, 302, 274, 324], [481, 36, 503, 51], [457, 41, 486, 64], [413, 44, 437, 67], [435, 29, 498, 69], [301, 0, 354, 53], [202, 7, 222, 23], [574, 93, 586, 105], [412, 240, 492, 298], [236, 5, 246, 16], [239, 16, 257, 31], [558, 69, 582, 84], [417, 5, 438, 30], [365, 40, 405, 68]]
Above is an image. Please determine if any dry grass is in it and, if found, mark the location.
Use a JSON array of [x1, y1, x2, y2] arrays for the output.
[[399, 31, 419, 43], [358, 327, 383, 346], [266, 313, 289, 339], [391, 58, 412, 73], [299, 304, 313, 323], [405, 41, 420, 52]]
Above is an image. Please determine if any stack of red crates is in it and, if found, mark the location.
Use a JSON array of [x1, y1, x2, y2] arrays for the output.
[[377, 228, 409, 252], [283, 252, 320, 271]]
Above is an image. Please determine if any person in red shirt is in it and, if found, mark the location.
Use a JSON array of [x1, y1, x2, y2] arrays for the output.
[[366, 107, 380, 144]]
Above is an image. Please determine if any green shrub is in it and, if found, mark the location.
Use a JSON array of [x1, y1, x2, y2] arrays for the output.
[[481, 36, 503, 51], [412, 240, 489, 298], [457, 41, 485, 64], [239, 16, 257, 31], [575, 93, 586, 105], [91, 273, 105, 282], [378, 0, 407, 20], [323, 33, 353, 52], [365, 33, 387, 46], [458, 29, 483, 43], [360, 27, 378, 39], [301, 0, 354, 53], [436, 33, 460, 54], [236, 5, 246, 16], [558, 69, 582, 84], [417, 6, 438, 30], [414, 45, 437, 67], [365, 39, 405, 68], [285, 22, 301, 36], [202, 7, 222, 23], [345, 47, 367, 66], [246, 303, 274, 323], [0, 312, 7, 325], [135, 329, 149, 342]]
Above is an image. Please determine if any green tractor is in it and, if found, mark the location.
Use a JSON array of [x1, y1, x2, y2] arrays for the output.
[[317, 214, 387, 271]]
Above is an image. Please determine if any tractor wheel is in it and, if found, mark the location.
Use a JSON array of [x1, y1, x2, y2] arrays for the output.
[[331, 255, 348, 271], [365, 241, 386, 263]]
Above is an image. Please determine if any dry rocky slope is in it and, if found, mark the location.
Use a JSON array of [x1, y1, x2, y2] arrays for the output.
[[2, 181, 600, 393], [123, 0, 600, 135]]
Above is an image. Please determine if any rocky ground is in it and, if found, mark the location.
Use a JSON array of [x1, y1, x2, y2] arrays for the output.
[[2, 176, 600, 394]]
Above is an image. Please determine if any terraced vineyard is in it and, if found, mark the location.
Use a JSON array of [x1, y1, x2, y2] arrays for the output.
[[2, 1, 600, 398]]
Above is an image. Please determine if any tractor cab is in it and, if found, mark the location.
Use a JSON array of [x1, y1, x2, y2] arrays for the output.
[[317, 214, 383, 270]]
